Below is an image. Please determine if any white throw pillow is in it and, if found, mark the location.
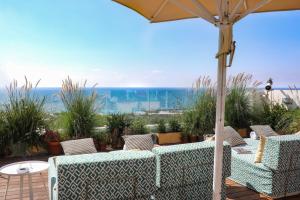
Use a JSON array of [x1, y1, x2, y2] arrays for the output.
[[61, 138, 97, 155], [250, 125, 278, 137], [123, 134, 154, 150], [222, 126, 246, 147]]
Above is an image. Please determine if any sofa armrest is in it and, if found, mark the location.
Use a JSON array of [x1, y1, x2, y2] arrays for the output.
[[262, 135, 300, 171]]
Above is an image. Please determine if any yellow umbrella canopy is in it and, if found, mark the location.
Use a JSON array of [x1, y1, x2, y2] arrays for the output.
[[113, 1, 300, 200], [113, 0, 300, 23]]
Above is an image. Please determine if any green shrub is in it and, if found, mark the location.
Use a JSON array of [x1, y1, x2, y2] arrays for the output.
[[3, 79, 47, 151], [184, 76, 216, 136], [262, 102, 293, 134], [168, 117, 181, 132], [225, 73, 261, 129], [93, 130, 110, 144], [157, 119, 166, 133], [60, 77, 97, 138], [0, 111, 9, 156], [130, 118, 148, 135]]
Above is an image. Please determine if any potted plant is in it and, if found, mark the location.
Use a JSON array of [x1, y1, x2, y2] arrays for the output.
[[43, 130, 63, 155], [94, 131, 110, 152], [59, 77, 98, 139], [129, 118, 148, 135], [157, 119, 167, 133], [226, 73, 261, 137], [107, 113, 131, 149]]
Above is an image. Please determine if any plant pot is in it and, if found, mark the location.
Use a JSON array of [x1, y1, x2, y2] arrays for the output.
[[99, 143, 107, 152], [237, 128, 248, 138], [47, 141, 63, 155], [189, 135, 198, 143], [198, 135, 204, 142], [157, 132, 182, 145], [181, 136, 189, 144]]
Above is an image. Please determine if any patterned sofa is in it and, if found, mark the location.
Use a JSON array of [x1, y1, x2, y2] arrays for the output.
[[48, 151, 157, 200], [152, 142, 231, 200], [230, 135, 300, 198], [49, 141, 231, 200]]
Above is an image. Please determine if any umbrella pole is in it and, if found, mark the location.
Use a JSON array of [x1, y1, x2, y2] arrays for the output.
[[213, 26, 227, 200]]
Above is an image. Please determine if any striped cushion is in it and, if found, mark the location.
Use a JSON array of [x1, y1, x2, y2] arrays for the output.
[[61, 138, 97, 155], [223, 126, 246, 147], [123, 134, 154, 150], [250, 125, 278, 137]]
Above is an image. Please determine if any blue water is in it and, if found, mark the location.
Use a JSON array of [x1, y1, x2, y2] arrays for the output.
[[0, 88, 192, 114]]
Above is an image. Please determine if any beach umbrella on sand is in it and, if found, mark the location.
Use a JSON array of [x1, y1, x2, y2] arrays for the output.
[[112, 1, 300, 199]]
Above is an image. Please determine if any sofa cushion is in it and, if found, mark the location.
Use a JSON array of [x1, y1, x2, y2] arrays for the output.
[[60, 138, 97, 155], [250, 125, 278, 137], [123, 134, 154, 150], [223, 126, 246, 147]]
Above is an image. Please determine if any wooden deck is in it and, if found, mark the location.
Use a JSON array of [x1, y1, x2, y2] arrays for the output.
[[1, 156, 300, 200]]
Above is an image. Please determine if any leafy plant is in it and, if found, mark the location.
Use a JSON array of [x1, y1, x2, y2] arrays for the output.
[[3, 79, 47, 150], [225, 73, 261, 129], [157, 119, 166, 133], [184, 76, 216, 136], [60, 77, 98, 138], [93, 130, 110, 144], [168, 117, 181, 132], [0, 111, 9, 156], [107, 113, 131, 147], [262, 102, 293, 134], [130, 118, 148, 135]]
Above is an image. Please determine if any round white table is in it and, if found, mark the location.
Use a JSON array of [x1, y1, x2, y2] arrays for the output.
[[0, 161, 49, 200]]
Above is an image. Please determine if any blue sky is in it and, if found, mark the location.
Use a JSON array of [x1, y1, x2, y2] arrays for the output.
[[0, 0, 299, 88]]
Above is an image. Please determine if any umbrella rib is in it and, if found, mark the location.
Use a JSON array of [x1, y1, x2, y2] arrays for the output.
[[190, 0, 217, 23], [229, 0, 245, 22], [235, 0, 273, 22], [151, 0, 169, 22], [170, 0, 215, 24]]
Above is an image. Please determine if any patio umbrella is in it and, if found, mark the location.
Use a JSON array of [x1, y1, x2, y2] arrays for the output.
[[112, 1, 300, 200]]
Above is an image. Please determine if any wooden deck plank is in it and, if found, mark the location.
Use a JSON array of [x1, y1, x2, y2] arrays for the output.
[[1, 156, 300, 200]]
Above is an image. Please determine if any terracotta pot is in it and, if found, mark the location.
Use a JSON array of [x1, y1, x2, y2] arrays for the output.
[[198, 135, 204, 142], [237, 128, 248, 138], [99, 143, 107, 152], [47, 141, 63, 155], [181, 136, 189, 144], [189, 135, 198, 143]]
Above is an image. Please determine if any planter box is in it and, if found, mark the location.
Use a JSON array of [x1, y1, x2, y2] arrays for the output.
[[157, 132, 182, 145]]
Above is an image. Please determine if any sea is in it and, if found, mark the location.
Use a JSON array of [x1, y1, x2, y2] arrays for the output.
[[0, 88, 193, 114], [0, 87, 296, 114]]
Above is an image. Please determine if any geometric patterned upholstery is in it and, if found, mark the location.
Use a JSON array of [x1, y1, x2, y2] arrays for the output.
[[152, 141, 231, 200], [230, 136, 300, 198], [48, 151, 156, 200]]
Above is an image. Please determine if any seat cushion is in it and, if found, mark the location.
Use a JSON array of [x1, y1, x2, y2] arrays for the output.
[[223, 126, 246, 147], [60, 138, 97, 155], [250, 125, 278, 137], [123, 134, 154, 150]]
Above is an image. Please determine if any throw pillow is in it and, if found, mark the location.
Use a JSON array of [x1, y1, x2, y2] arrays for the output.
[[123, 134, 154, 150], [61, 138, 97, 155], [223, 126, 246, 147], [250, 125, 278, 137], [254, 136, 267, 163]]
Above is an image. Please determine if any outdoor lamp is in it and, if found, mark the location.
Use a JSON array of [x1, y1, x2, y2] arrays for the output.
[[265, 78, 273, 91]]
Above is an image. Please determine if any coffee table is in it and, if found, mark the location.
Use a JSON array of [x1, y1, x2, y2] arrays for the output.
[[0, 160, 49, 200]]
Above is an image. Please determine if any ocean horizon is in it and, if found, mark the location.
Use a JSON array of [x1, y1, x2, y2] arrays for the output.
[[0, 87, 298, 114]]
